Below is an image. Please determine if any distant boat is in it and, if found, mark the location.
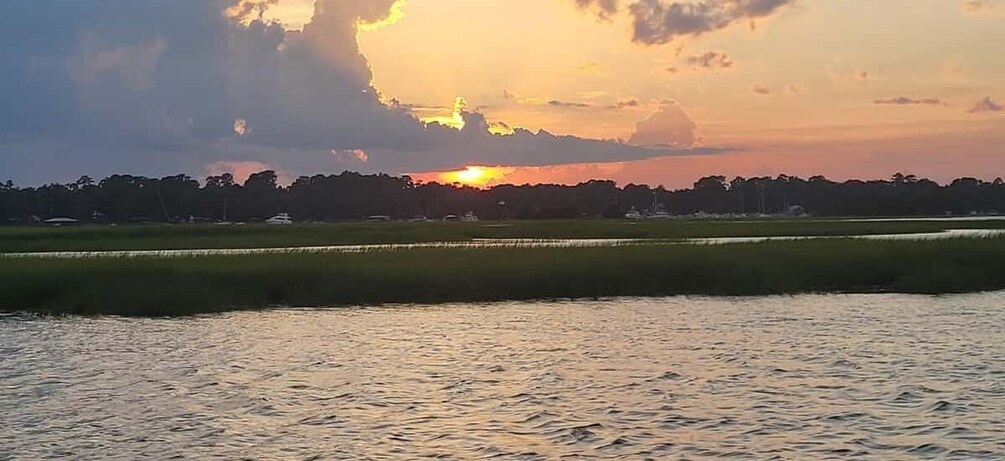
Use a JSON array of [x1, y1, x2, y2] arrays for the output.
[[648, 211, 671, 220], [462, 211, 479, 222], [43, 217, 80, 226], [625, 209, 642, 220], [367, 215, 391, 222], [265, 213, 293, 225]]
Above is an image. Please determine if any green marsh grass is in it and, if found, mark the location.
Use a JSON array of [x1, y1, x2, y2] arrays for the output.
[[2, 237, 1003, 316], [1, 218, 1003, 253]]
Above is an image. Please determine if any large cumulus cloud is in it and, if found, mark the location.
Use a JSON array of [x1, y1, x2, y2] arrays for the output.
[[0, 0, 716, 184], [628, 102, 698, 147]]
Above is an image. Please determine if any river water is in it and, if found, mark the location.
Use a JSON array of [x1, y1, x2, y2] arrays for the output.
[[2, 293, 1003, 460]]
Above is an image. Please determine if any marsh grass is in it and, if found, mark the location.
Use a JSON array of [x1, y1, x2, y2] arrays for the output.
[[3, 238, 1003, 316], [1, 218, 1004, 252]]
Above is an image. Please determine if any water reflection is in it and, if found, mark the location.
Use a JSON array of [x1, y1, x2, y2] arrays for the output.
[[2, 293, 1003, 459]]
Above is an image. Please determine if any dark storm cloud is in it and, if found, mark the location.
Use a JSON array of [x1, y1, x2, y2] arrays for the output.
[[629, 0, 795, 45], [569, 1, 795, 44], [0, 0, 715, 184]]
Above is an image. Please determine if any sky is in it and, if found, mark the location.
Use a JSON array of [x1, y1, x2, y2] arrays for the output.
[[1, 0, 1003, 188]]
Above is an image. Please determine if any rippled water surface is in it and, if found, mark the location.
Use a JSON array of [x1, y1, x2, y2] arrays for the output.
[[2, 293, 1004, 459]]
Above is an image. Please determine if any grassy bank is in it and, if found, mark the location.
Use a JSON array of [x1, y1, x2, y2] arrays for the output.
[[2, 238, 1003, 316], [2, 218, 1004, 252]]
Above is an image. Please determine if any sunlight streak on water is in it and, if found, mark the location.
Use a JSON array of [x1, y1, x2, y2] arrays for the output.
[[1, 293, 1003, 459]]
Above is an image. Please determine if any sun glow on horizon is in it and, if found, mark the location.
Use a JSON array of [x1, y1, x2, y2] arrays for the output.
[[430, 165, 515, 187], [230, 0, 1005, 188]]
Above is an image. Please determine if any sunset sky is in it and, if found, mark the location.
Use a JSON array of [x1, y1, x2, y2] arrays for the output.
[[1, 0, 1003, 187]]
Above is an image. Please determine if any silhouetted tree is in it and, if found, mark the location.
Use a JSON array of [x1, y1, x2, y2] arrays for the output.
[[0, 171, 1001, 224]]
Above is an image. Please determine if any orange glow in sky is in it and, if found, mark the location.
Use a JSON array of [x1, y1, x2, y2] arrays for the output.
[[261, 0, 1005, 187], [421, 166, 515, 188]]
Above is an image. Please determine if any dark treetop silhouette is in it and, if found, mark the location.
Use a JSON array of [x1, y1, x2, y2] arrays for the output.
[[1, 171, 1002, 223]]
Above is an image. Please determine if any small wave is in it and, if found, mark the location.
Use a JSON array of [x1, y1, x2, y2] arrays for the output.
[[830, 359, 860, 369], [818, 412, 870, 423], [906, 443, 949, 455], [298, 414, 340, 427], [596, 436, 632, 450], [663, 415, 705, 428], [927, 400, 957, 412], [569, 423, 604, 442], [657, 371, 684, 380], [892, 391, 923, 403], [518, 411, 558, 424]]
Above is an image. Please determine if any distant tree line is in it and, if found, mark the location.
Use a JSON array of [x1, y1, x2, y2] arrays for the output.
[[1, 171, 1002, 223]]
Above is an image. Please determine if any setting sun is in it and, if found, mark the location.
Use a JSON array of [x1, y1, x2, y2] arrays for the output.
[[435, 166, 513, 187]]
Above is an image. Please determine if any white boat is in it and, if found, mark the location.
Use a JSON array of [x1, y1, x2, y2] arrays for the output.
[[43, 217, 80, 226], [266, 213, 293, 225], [625, 209, 642, 220]]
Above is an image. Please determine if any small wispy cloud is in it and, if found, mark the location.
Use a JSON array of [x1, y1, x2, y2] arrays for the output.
[[751, 84, 772, 95], [569, 0, 620, 20], [874, 97, 945, 106], [548, 99, 594, 109], [607, 98, 643, 110], [967, 96, 1003, 114], [684, 51, 734, 70]]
